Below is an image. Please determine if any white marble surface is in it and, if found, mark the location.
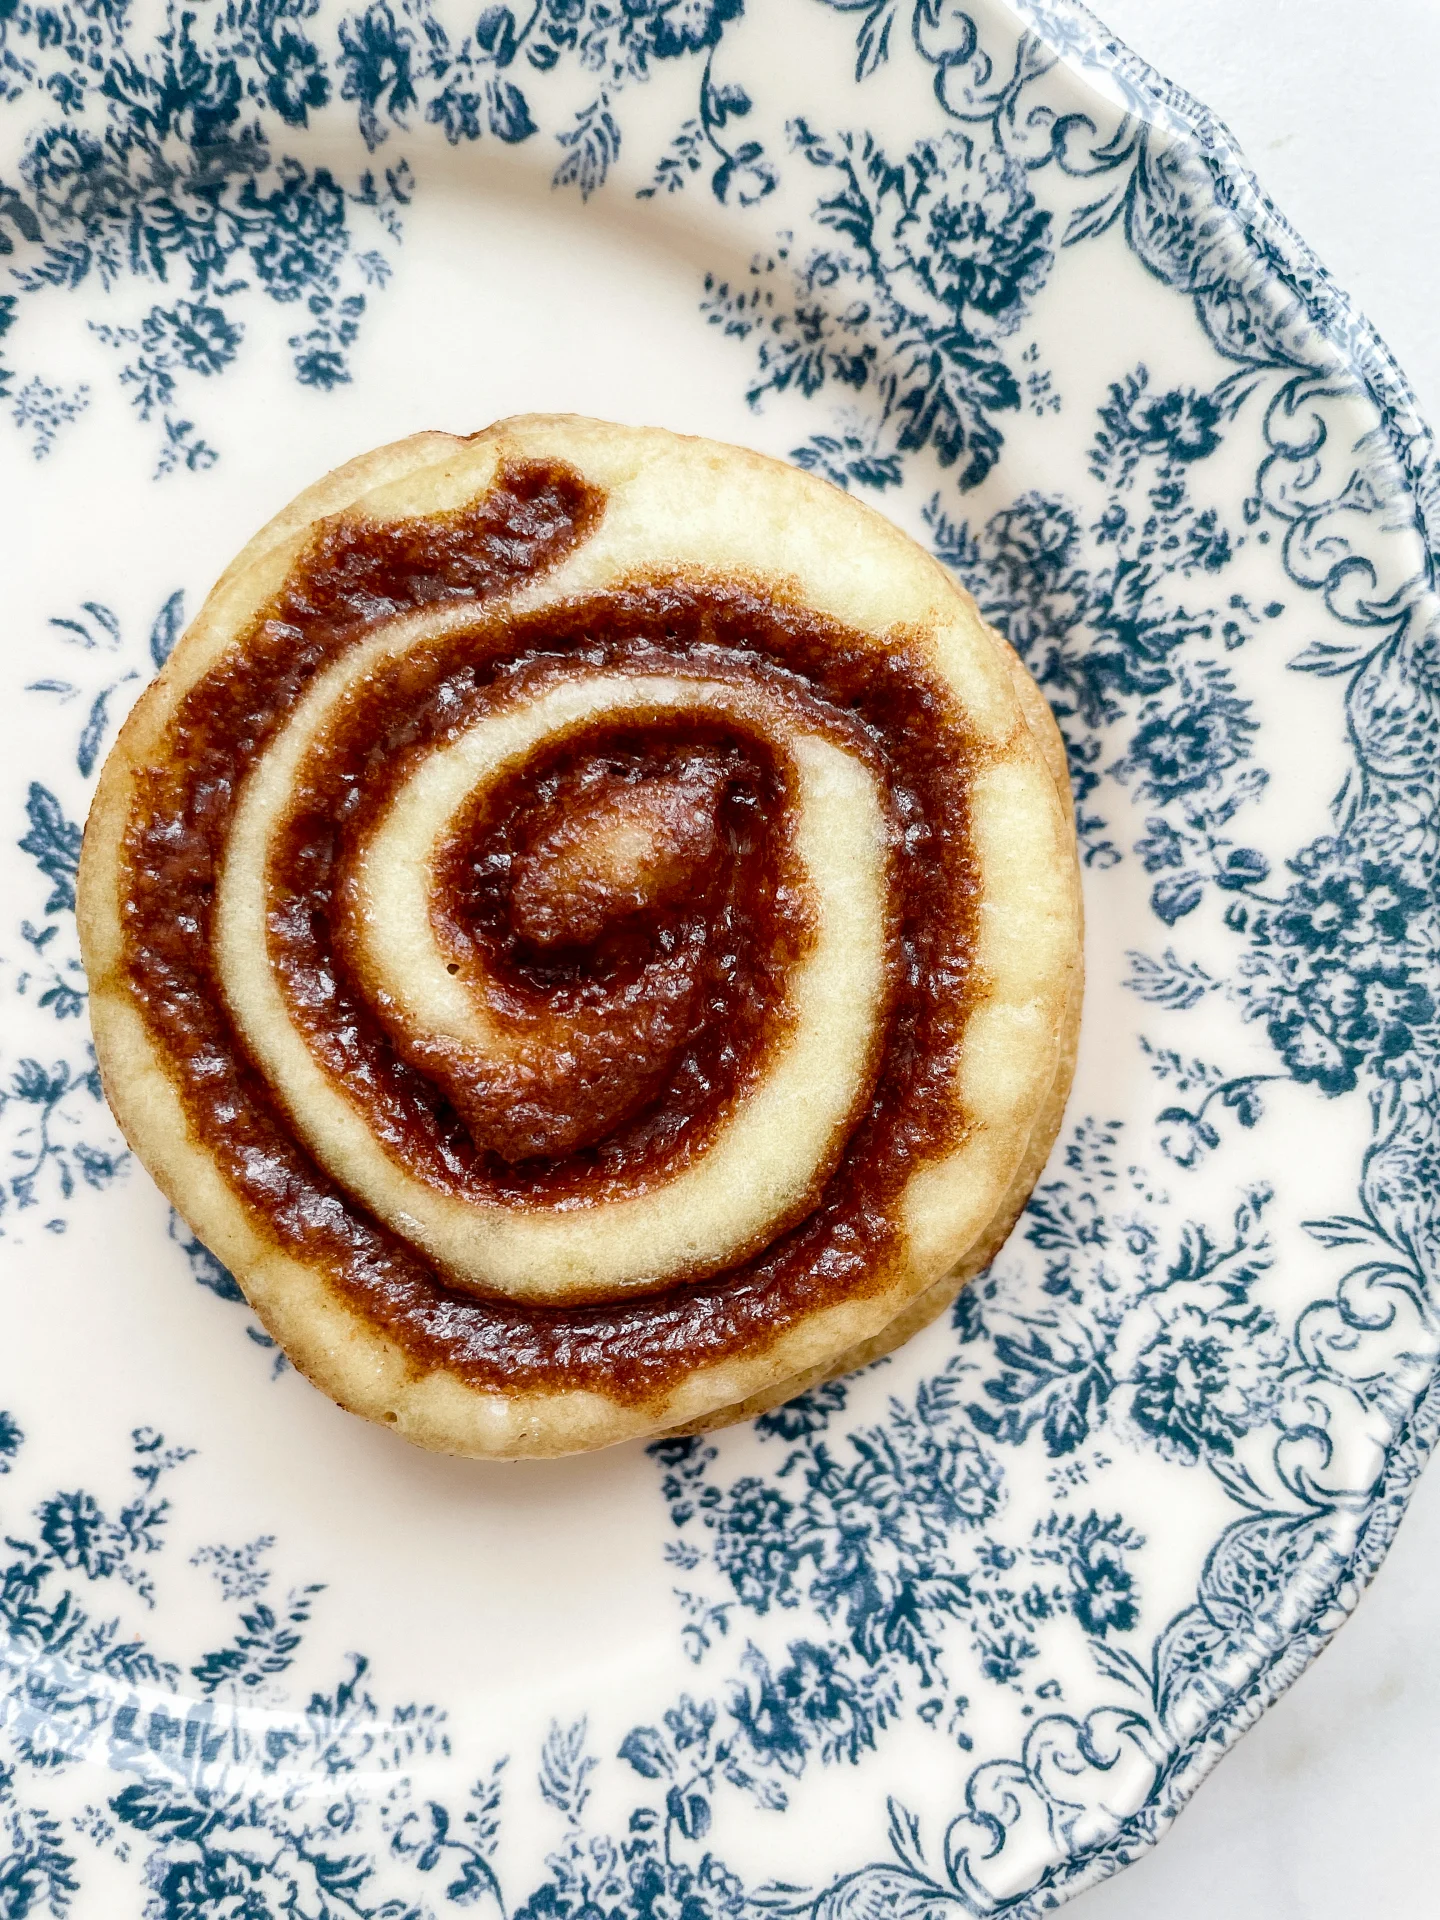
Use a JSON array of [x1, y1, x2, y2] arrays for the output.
[[1070, 10, 1440, 1914]]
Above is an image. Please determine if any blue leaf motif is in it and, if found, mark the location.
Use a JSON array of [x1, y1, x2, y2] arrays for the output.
[[489, 78, 538, 144], [619, 1725, 670, 1779], [476, 7, 520, 63], [18, 784, 82, 915], [149, 590, 186, 668], [1151, 871, 1204, 924]]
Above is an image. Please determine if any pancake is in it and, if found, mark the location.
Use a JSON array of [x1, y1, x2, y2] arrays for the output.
[[78, 415, 1083, 1458]]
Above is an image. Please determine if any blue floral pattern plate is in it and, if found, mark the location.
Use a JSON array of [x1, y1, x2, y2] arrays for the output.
[[3, 1, 1438, 1913]]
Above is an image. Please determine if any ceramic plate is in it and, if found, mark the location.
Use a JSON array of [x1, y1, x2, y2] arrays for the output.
[[3, 0, 1438, 1913]]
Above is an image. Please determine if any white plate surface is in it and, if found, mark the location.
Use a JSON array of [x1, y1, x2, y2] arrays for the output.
[[2, 2, 1438, 1914]]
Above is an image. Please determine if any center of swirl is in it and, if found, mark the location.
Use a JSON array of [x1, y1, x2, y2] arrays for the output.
[[216, 661, 896, 1306], [507, 759, 726, 949]]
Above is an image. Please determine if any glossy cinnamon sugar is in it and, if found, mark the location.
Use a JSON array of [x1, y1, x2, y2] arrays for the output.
[[404, 716, 810, 1177], [118, 461, 983, 1401]]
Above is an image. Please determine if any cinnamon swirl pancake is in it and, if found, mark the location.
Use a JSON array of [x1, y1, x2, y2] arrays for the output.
[[78, 416, 1083, 1458]]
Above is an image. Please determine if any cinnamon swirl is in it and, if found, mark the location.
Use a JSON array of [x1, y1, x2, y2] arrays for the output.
[[78, 416, 1082, 1457]]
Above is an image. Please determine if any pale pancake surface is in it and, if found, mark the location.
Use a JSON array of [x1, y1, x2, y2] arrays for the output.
[[79, 415, 1082, 1457]]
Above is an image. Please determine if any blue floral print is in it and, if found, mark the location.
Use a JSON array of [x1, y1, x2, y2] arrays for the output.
[[3, 0, 1440, 1914]]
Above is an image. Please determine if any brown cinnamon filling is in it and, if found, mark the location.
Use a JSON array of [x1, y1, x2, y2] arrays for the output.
[[117, 460, 985, 1401], [307, 691, 819, 1206]]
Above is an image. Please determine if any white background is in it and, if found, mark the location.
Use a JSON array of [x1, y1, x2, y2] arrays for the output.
[[1071, 9, 1440, 1914]]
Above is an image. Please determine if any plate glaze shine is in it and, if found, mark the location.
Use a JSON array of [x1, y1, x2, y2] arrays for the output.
[[1, 1, 1438, 1914]]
